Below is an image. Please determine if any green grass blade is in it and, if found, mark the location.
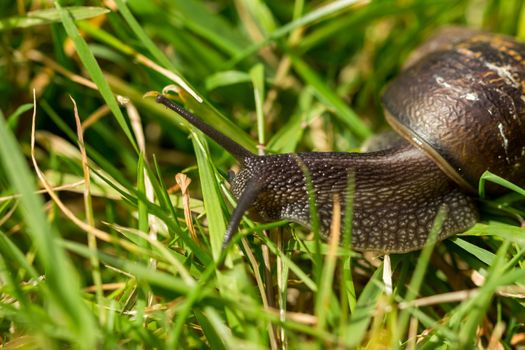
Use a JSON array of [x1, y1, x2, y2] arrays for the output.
[[163, 0, 250, 56], [0, 110, 98, 347], [192, 134, 227, 259], [0, 6, 109, 31], [267, 88, 314, 153], [205, 70, 252, 91], [113, 0, 173, 70], [250, 63, 266, 147], [7, 103, 33, 130], [55, 2, 138, 152], [227, 0, 367, 66], [479, 170, 525, 197], [451, 237, 496, 265], [392, 206, 447, 348], [137, 153, 149, 235], [194, 309, 228, 350], [343, 267, 383, 347], [288, 53, 371, 140]]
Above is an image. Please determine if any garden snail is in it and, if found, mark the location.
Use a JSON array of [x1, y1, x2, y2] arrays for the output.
[[156, 28, 525, 253]]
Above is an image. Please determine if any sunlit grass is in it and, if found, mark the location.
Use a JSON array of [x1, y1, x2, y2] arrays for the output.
[[1, 0, 525, 349]]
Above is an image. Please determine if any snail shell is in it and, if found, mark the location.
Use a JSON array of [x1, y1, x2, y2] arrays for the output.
[[384, 30, 525, 194]]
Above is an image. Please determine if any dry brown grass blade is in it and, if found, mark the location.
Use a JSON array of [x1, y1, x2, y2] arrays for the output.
[[81, 105, 111, 129], [0, 180, 85, 203], [233, 1, 279, 67], [330, 194, 342, 250], [266, 306, 317, 326], [84, 282, 126, 292], [398, 289, 480, 310], [175, 173, 199, 244], [120, 96, 161, 307], [121, 96, 160, 238], [310, 194, 344, 342], [487, 322, 505, 350], [240, 234, 279, 349], [0, 201, 19, 228], [29, 90, 143, 255], [398, 285, 525, 310], [406, 316, 419, 350], [26, 50, 97, 90], [71, 95, 95, 229], [511, 332, 525, 347], [71, 95, 105, 319]]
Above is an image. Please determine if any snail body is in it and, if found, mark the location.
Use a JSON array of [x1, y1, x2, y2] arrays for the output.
[[229, 146, 477, 253], [156, 29, 525, 253]]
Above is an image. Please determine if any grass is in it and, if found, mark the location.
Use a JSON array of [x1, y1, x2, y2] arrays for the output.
[[1, 0, 525, 349]]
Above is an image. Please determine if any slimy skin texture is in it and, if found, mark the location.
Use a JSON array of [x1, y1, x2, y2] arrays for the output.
[[231, 143, 478, 253]]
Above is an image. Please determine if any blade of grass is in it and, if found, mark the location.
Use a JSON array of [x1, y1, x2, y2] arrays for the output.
[[267, 88, 315, 153], [189, 131, 245, 339], [164, 0, 250, 57], [72, 96, 105, 323], [205, 70, 252, 91], [137, 154, 149, 237], [0, 6, 109, 31], [479, 170, 525, 198], [194, 309, 228, 350], [55, 2, 138, 152], [292, 155, 322, 282], [451, 237, 496, 265], [458, 242, 510, 347], [191, 134, 227, 259], [343, 267, 383, 347], [392, 206, 447, 348], [63, 240, 197, 296], [0, 105, 98, 347], [77, 19, 202, 103], [258, 233, 317, 292], [297, 0, 452, 52], [0, 231, 38, 310], [240, 237, 278, 349], [0, 231, 39, 280], [113, 0, 173, 70], [288, 53, 371, 140], [7, 103, 33, 130], [226, 0, 370, 67], [237, 0, 278, 37], [250, 63, 266, 149], [315, 195, 341, 332], [341, 172, 357, 328], [276, 230, 290, 347]]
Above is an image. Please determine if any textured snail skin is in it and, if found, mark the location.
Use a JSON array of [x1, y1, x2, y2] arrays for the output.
[[384, 31, 525, 194], [230, 143, 478, 253], [156, 29, 525, 253]]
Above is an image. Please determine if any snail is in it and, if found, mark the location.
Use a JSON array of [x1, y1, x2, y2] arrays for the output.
[[155, 28, 525, 253]]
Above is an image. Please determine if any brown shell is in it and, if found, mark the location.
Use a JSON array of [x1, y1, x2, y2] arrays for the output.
[[383, 31, 525, 194]]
